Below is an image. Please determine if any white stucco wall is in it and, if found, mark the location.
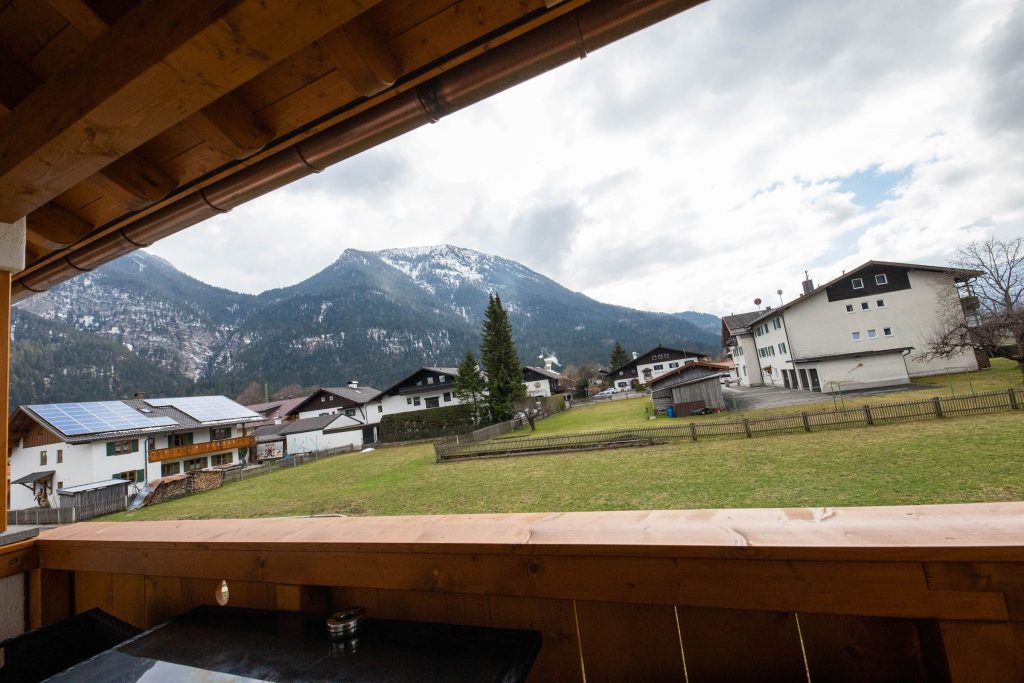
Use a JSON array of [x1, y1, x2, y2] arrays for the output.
[[286, 427, 363, 455], [525, 379, 553, 397], [379, 390, 463, 416], [803, 352, 911, 393], [733, 334, 763, 387]]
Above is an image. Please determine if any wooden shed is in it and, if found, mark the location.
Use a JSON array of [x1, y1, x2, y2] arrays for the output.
[[648, 362, 726, 413], [667, 375, 727, 415]]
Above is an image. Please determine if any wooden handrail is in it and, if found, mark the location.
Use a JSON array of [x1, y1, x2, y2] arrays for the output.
[[148, 435, 255, 463], [26, 502, 1024, 680]]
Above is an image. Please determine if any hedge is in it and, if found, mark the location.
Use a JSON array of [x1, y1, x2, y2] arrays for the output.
[[379, 403, 482, 442]]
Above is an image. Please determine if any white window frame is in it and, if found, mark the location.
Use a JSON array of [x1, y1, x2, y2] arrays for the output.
[[773, 318, 781, 330], [867, 329, 877, 339], [852, 277, 864, 290], [851, 331, 862, 342], [876, 299, 886, 308], [875, 274, 888, 285], [845, 304, 854, 313], [883, 327, 894, 337], [861, 302, 870, 311], [778, 343, 787, 354]]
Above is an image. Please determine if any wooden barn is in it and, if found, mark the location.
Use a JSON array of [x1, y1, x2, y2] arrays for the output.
[[648, 362, 728, 414]]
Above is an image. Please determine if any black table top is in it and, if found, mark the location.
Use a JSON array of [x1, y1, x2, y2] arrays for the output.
[[46, 605, 541, 682]]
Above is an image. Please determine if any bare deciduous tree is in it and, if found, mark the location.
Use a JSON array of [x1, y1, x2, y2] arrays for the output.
[[920, 237, 1024, 381]]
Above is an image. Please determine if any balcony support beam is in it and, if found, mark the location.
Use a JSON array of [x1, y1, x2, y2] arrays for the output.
[[0, 217, 25, 531]]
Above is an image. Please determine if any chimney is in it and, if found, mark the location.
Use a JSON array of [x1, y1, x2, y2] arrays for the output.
[[801, 271, 814, 296], [348, 379, 359, 389], [631, 351, 639, 360], [134, 391, 145, 400]]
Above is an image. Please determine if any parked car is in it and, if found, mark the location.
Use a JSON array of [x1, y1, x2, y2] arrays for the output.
[[594, 388, 618, 398]]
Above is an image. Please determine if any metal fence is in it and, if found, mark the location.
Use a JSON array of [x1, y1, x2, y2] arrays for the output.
[[435, 388, 1022, 462], [220, 444, 356, 485]]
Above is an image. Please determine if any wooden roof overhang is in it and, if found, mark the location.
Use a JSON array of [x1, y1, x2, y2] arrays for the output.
[[2, 0, 708, 304]]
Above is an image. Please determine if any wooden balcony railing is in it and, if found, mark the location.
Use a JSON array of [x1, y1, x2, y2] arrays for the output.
[[1, 502, 1021, 681], [148, 435, 255, 463]]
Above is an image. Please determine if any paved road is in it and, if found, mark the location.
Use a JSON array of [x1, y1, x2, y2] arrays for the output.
[[722, 382, 930, 412]]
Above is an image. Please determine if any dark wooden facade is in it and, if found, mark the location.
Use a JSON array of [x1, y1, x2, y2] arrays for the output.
[[650, 364, 723, 413], [825, 264, 912, 303]]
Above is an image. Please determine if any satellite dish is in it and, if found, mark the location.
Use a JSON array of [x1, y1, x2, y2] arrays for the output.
[[754, 298, 762, 306], [776, 289, 783, 296]]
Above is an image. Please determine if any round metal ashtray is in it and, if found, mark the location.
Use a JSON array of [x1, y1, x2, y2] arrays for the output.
[[327, 608, 365, 640]]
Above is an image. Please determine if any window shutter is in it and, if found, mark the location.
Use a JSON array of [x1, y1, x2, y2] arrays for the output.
[[187, 432, 194, 445], [131, 439, 139, 452], [106, 442, 115, 456], [136, 469, 145, 482]]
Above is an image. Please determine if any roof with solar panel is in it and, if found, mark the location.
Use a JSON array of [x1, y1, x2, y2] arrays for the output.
[[18, 396, 261, 443]]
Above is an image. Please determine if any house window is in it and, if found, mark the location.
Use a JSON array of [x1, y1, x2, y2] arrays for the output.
[[779, 343, 787, 354], [406, 398, 413, 405], [210, 427, 232, 441], [413, 397, 421, 407], [852, 277, 864, 289], [320, 396, 326, 402], [846, 304, 854, 313], [210, 453, 233, 466], [40, 450, 47, 466], [867, 329, 877, 339], [851, 331, 862, 341], [427, 376, 434, 384], [113, 469, 145, 483], [883, 327, 894, 337], [161, 462, 181, 476], [57, 481, 63, 489], [443, 392, 452, 402], [618, 381, 629, 388], [875, 274, 888, 285], [319, 412, 329, 417], [438, 375, 446, 382], [773, 318, 781, 330], [57, 449, 63, 464], [653, 364, 664, 371], [668, 362, 679, 368], [169, 433, 193, 448], [861, 302, 870, 310], [107, 439, 139, 456], [425, 397, 440, 408], [344, 409, 355, 417], [743, 367, 747, 376], [377, 405, 383, 413], [184, 457, 207, 472], [876, 299, 885, 308]]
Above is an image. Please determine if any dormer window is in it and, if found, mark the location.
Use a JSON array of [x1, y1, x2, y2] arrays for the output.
[[875, 274, 888, 285], [852, 278, 864, 290]]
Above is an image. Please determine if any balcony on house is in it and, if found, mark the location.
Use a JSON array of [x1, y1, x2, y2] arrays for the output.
[[147, 435, 257, 464]]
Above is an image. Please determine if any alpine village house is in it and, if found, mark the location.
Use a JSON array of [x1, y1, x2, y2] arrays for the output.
[[722, 261, 983, 392]]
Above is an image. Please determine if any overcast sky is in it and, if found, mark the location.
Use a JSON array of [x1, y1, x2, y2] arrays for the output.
[[148, 0, 1024, 316]]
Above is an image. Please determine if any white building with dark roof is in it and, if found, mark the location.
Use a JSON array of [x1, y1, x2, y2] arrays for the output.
[[602, 346, 704, 390], [722, 261, 981, 393], [378, 367, 464, 414], [7, 396, 261, 509]]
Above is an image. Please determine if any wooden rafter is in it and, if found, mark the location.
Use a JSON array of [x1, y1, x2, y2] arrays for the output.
[[45, 0, 275, 161], [26, 204, 93, 251], [319, 14, 403, 98], [0, 0, 378, 222]]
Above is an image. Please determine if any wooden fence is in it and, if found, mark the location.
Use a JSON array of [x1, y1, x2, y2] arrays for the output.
[[435, 388, 1021, 462]]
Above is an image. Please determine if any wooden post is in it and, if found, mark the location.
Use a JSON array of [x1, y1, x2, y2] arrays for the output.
[[933, 397, 944, 418], [742, 419, 751, 438], [863, 405, 873, 426], [801, 412, 810, 432], [689, 422, 697, 441], [1009, 388, 1018, 410], [0, 270, 10, 532]]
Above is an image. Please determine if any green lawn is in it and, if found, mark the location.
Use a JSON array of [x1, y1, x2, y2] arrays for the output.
[[504, 358, 1024, 437], [110, 408, 1024, 521]]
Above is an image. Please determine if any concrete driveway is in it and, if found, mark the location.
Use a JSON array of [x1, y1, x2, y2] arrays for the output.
[[722, 382, 930, 412]]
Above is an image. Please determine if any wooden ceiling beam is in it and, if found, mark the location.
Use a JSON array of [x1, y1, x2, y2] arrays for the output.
[[319, 15, 403, 98], [26, 204, 93, 251], [184, 93, 274, 160], [47, 0, 275, 161], [0, 0, 379, 222]]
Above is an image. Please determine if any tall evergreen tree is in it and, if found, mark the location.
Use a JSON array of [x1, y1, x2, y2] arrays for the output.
[[609, 340, 631, 371], [480, 294, 525, 421], [453, 350, 486, 423]]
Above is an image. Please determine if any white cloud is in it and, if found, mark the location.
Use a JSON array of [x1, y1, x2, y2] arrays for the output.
[[148, 0, 1024, 315]]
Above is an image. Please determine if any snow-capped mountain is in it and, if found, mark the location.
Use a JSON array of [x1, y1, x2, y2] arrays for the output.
[[12, 246, 720, 406]]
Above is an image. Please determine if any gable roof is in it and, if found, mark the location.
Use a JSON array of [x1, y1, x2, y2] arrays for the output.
[[604, 346, 700, 377], [382, 367, 460, 396], [747, 261, 982, 326], [523, 366, 562, 380], [287, 386, 383, 417], [722, 311, 762, 336], [278, 413, 345, 436], [647, 362, 729, 387], [246, 396, 309, 418]]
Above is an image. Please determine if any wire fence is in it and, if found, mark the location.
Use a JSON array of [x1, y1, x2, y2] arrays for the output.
[[435, 388, 1022, 462]]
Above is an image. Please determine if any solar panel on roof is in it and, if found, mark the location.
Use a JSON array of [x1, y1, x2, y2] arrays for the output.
[[146, 396, 260, 423], [29, 402, 178, 437]]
